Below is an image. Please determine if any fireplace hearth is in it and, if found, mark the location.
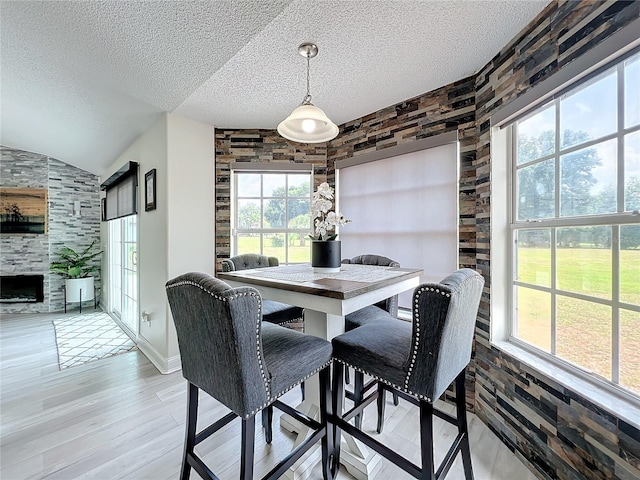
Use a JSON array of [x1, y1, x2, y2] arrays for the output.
[[0, 275, 45, 303]]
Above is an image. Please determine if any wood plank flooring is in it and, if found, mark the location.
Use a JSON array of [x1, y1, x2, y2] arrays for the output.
[[0, 312, 538, 480]]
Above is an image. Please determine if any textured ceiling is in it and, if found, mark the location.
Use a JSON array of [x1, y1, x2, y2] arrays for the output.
[[1, 0, 549, 176]]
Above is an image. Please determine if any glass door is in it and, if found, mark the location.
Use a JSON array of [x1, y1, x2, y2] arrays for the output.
[[108, 215, 138, 334]]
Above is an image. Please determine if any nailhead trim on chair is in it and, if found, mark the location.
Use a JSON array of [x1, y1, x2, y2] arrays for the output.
[[403, 287, 451, 393], [243, 359, 333, 418], [276, 316, 305, 325], [166, 280, 273, 411]]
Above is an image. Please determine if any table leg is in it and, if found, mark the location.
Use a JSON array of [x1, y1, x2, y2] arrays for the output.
[[279, 309, 382, 480]]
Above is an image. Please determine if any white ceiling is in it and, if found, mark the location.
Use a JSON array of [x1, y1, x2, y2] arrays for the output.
[[1, 0, 549, 176]]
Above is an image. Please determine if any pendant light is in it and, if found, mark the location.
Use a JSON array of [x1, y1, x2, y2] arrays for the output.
[[277, 43, 339, 143]]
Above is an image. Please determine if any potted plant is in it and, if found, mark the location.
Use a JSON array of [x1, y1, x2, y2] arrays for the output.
[[309, 182, 350, 273], [50, 240, 103, 304]]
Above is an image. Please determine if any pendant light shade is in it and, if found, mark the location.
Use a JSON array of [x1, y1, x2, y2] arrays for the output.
[[277, 104, 339, 143], [277, 43, 338, 144]]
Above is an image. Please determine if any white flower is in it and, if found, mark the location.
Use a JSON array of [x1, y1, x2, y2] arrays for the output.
[[310, 182, 351, 241], [315, 182, 334, 200]]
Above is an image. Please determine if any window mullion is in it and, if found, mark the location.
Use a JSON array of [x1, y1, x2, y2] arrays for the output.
[[551, 227, 557, 356], [617, 62, 625, 213], [554, 98, 561, 219], [283, 176, 288, 263], [551, 99, 560, 356], [612, 226, 621, 384]]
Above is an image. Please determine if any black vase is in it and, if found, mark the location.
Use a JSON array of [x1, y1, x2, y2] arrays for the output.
[[311, 240, 342, 273]]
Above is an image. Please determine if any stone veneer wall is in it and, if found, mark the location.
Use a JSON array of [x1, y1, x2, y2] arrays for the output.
[[1, 146, 101, 313], [214, 2, 640, 478], [214, 129, 327, 272]]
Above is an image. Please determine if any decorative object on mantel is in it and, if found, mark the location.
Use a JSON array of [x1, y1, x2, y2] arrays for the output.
[[50, 241, 102, 310], [144, 168, 156, 211], [52, 312, 136, 370], [309, 182, 350, 273], [277, 42, 339, 144]]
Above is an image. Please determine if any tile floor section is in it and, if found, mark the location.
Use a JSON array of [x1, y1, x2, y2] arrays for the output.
[[52, 311, 136, 369]]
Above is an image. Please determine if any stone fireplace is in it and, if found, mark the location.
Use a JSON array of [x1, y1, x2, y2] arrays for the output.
[[1, 146, 100, 313]]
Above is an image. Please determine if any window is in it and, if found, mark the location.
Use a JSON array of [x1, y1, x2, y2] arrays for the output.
[[510, 52, 640, 396], [232, 168, 312, 264], [337, 135, 459, 310]]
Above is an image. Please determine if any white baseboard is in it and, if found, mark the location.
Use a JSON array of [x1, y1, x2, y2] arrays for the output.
[[136, 335, 181, 374]]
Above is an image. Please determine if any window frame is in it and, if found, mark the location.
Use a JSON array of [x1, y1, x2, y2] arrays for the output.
[[231, 164, 313, 264], [503, 48, 640, 401]]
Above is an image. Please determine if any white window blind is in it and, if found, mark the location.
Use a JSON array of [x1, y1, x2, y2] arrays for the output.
[[337, 143, 459, 309]]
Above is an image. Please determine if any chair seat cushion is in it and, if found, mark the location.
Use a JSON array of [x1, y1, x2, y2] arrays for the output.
[[262, 300, 304, 325], [345, 304, 396, 331], [262, 322, 332, 398], [332, 321, 412, 389]]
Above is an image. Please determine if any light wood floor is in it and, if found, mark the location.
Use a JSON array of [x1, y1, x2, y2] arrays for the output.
[[1, 312, 538, 480]]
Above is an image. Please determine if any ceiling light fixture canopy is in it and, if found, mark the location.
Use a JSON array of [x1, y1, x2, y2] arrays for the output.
[[277, 43, 339, 144]]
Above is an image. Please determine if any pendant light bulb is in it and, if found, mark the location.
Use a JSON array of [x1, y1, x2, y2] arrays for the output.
[[301, 119, 317, 133]]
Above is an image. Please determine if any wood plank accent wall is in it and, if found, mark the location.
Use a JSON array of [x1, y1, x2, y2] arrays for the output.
[[215, 2, 639, 478], [473, 2, 639, 479], [214, 130, 326, 272]]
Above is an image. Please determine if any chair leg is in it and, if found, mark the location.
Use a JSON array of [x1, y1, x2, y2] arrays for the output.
[[262, 406, 274, 444], [331, 362, 345, 477], [240, 416, 256, 480], [376, 383, 386, 434], [456, 371, 474, 480], [419, 400, 436, 480], [319, 366, 334, 480], [393, 390, 399, 406], [345, 367, 350, 385], [181, 382, 199, 480], [301, 380, 305, 401], [353, 371, 364, 429]]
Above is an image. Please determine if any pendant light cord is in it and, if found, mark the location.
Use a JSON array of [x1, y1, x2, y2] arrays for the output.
[[303, 53, 312, 105]]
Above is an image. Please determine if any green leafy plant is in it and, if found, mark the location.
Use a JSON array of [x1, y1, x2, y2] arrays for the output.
[[49, 240, 103, 278]]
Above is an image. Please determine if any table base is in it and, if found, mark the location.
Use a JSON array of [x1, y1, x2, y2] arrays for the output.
[[280, 398, 382, 480]]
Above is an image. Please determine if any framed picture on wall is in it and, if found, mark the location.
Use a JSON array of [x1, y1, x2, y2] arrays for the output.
[[145, 169, 156, 212], [0, 188, 48, 234]]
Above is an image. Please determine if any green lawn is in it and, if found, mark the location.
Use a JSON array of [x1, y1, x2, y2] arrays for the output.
[[516, 247, 640, 393], [237, 235, 310, 263]]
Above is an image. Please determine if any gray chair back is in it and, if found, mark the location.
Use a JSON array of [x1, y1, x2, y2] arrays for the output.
[[342, 254, 400, 316], [221, 253, 279, 272], [166, 272, 270, 418], [406, 268, 484, 400]]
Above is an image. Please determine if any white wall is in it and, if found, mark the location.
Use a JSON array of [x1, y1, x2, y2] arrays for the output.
[[166, 113, 215, 357], [100, 112, 214, 373]]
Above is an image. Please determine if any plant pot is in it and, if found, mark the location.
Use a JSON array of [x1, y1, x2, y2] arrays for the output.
[[65, 277, 95, 303], [311, 240, 341, 273]]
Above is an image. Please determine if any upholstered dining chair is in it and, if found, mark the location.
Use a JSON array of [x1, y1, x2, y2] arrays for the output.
[[166, 273, 335, 480], [222, 253, 306, 437], [331, 269, 484, 480], [222, 254, 304, 326], [341, 254, 401, 427]]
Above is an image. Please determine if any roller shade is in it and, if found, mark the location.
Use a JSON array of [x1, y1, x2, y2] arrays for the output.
[[100, 161, 138, 221]]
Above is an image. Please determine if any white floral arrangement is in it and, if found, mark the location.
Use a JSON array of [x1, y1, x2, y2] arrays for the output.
[[310, 182, 351, 241]]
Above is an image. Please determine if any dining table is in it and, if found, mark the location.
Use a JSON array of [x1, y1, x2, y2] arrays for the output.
[[218, 262, 423, 480]]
